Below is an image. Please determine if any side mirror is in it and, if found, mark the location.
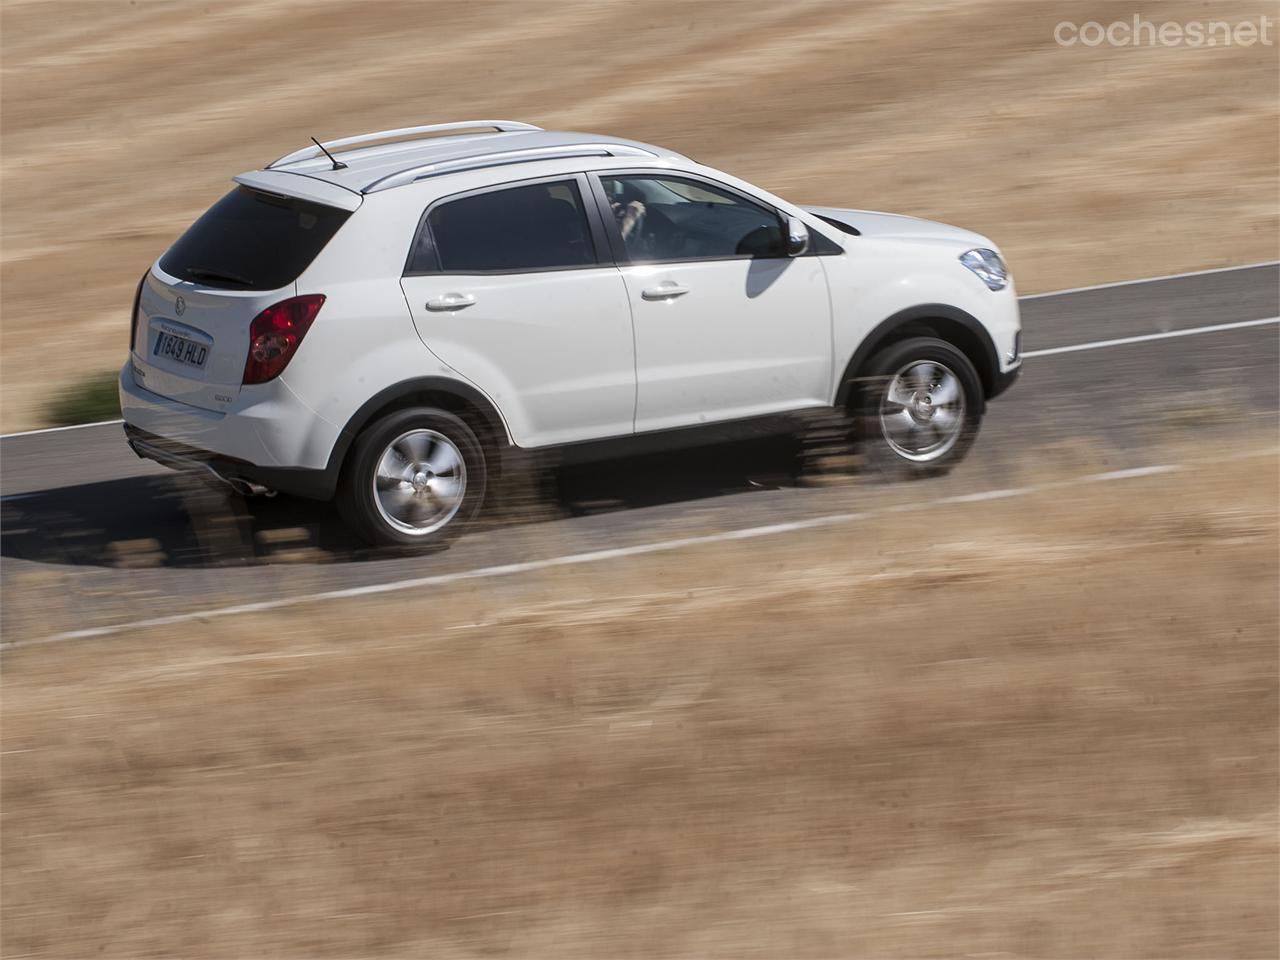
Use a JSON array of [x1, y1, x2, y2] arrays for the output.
[[785, 216, 809, 257]]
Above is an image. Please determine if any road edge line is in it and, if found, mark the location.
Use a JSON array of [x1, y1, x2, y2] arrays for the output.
[[1, 419, 124, 440], [1022, 316, 1280, 358], [5, 462, 1185, 651], [1019, 260, 1279, 300]]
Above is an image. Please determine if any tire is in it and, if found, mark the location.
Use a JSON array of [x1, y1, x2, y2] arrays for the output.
[[336, 406, 488, 548], [853, 337, 983, 479]]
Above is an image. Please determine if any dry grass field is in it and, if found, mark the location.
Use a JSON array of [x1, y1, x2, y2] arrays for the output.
[[1, 0, 1277, 430], [2, 3, 1278, 956], [3, 443, 1276, 957]]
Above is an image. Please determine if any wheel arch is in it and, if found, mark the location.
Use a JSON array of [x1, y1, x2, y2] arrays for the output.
[[834, 304, 999, 408], [326, 377, 512, 483]]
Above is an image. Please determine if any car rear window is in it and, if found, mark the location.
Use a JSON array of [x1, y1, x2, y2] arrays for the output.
[[159, 186, 351, 291]]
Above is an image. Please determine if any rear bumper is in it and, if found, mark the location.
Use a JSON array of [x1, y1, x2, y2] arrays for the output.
[[125, 425, 266, 496], [124, 423, 338, 500], [118, 364, 340, 499]]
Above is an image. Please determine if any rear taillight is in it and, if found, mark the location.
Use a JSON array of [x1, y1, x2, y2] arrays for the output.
[[129, 272, 146, 351], [242, 294, 325, 385]]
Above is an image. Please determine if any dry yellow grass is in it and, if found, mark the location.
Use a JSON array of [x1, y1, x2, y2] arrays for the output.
[[0, 0, 1277, 430], [3, 444, 1276, 957]]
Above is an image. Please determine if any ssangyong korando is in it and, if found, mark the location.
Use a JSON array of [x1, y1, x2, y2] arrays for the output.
[[121, 120, 1021, 547]]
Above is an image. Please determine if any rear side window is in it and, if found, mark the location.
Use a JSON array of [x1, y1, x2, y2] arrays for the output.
[[409, 179, 596, 274], [159, 186, 351, 291]]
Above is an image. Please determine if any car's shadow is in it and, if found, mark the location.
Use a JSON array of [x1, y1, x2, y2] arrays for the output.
[[1, 436, 809, 570]]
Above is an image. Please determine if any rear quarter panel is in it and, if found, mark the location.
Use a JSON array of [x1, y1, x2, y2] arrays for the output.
[[283, 188, 513, 454]]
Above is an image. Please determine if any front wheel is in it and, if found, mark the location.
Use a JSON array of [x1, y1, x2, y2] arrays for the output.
[[854, 337, 983, 479], [337, 407, 487, 548]]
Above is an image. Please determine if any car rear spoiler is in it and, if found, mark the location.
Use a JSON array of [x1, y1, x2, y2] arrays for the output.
[[232, 170, 363, 212]]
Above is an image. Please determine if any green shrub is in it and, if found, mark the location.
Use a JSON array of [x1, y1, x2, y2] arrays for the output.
[[46, 371, 121, 427]]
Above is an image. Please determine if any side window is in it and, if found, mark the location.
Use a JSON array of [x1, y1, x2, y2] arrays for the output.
[[408, 179, 597, 274], [599, 175, 785, 263]]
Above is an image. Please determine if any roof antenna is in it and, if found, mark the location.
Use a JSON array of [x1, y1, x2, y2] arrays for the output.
[[310, 137, 348, 170]]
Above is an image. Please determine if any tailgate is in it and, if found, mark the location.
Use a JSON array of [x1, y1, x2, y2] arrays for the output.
[[130, 269, 288, 411], [131, 183, 354, 411]]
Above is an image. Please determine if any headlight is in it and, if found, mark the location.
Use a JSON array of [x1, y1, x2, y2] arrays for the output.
[[959, 248, 1010, 291]]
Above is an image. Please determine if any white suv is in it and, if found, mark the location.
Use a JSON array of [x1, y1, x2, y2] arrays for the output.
[[120, 120, 1021, 547]]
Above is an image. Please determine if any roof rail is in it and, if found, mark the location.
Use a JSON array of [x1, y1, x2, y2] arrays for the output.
[[267, 120, 543, 169], [361, 143, 658, 193]]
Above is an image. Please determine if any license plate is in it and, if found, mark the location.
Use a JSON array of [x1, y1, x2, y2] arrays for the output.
[[153, 330, 208, 369]]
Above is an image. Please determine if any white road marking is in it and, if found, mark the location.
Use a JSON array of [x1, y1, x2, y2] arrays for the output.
[[1021, 316, 1279, 358], [1, 418, 124, 439], [2, 262, 1275, 441], [3, 462, 1184, 651], [1019, 260, 1279, 300]]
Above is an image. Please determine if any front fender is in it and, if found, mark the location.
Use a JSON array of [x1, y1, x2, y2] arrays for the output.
[[825, 245, 1021, 403]]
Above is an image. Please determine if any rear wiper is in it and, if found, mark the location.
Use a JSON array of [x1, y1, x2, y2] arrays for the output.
[[186, 266, 254, 286]]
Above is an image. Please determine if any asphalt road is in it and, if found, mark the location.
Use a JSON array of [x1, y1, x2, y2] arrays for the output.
[[3, 264, 1277, 643]]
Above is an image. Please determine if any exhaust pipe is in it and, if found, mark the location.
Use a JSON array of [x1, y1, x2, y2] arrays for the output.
[[222, 476, 275, 497]]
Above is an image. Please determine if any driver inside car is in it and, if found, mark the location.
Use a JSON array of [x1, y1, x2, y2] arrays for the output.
[[607, 180, 646, 246]]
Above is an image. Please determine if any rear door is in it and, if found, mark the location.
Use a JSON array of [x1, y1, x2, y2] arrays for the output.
[[131, 185, 351, 411], [591, 172, 832, 433], [399, 175, 636, 447]]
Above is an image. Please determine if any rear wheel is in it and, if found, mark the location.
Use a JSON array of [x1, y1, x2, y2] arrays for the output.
[[854, 337, 983, 479], [337, 406, 487, 548]]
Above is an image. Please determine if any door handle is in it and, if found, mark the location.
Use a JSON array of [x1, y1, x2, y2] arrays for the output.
[[641, 283, 689, 301], [426, 293, 476, 311]]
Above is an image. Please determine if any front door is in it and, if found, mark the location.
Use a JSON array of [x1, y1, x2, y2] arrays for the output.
[[594, 172, 832, 434]]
